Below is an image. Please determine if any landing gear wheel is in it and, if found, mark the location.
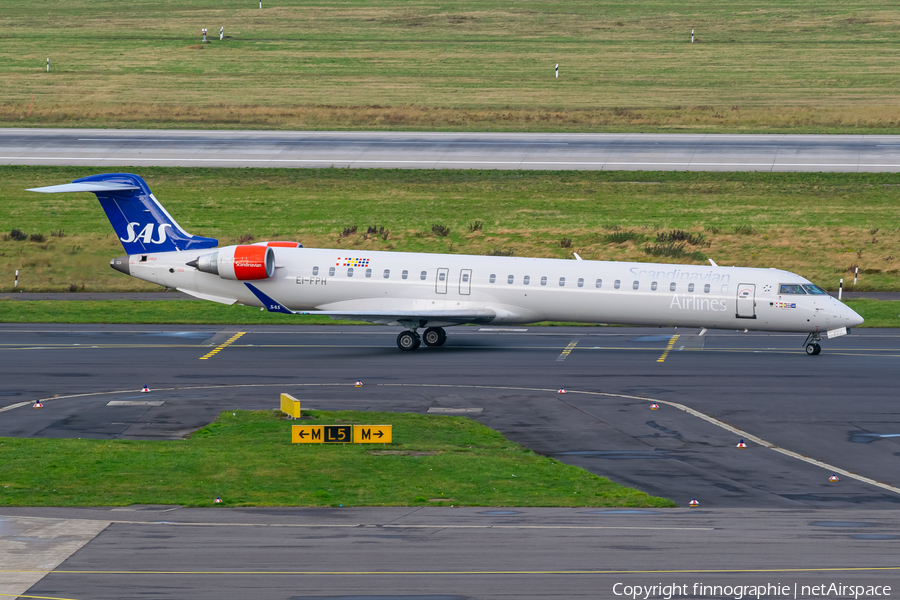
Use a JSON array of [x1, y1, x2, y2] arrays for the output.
[[805, 342, 821, 356], [423, 327, 447, 347], [397, 331, 421, 351]]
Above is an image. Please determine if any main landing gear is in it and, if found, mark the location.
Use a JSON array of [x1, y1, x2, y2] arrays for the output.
[[804, 332, 822, 356], [396, 327, 447, 351]]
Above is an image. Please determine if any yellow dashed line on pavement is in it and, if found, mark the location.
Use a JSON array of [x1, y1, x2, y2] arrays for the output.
[[656, 334, 680, 363], [555, 340, 578, 361], [199, 332, 246, 360]]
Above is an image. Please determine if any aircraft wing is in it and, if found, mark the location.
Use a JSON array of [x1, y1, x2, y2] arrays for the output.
[[244, 283, 495, 325]]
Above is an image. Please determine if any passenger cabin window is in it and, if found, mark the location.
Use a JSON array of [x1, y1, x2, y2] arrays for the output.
[[779, 284, 806, 294], [559, 277, 566, 287], [328, 267, 335, 276], [490, 274, 496, 283], [312, 266, 319, 275], [541, 276, 547, 286], [670, 282, 676, 292], [633, 280, 639, 290], [704, 283, 710, 293], [507, 275, 514, 284], [366, 268, 372, 278], [402, 270, 408, 280], [462, 273, 469, 282], [596, 279, 602, 288], [802, 284, 827, 295], [721, 284, 728, 293], [523, 275, 530, 285], [383, 269, 390, 278], [439, 272, 446, 281], [347, 268, 354, 277], [614, 280, 621, 289], [577, 278, 584, 288], [651, 281, 658, 291], [688, 283, 695, 292], [420, 271, 427, 281]]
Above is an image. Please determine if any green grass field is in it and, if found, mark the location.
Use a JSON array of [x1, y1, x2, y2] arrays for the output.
[[2, 166, 899, 293], [3, 0, 900, 132], [0, 409, 673, 507]]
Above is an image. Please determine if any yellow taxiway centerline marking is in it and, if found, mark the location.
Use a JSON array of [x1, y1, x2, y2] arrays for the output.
[[0, 594, 83, 600], [555, 340, 578, 361], [656, 334, 680, 362], [1, 566, 899, 576], [198, 332, 245, 360]]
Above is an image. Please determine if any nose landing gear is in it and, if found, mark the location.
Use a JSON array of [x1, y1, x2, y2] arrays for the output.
[[803, 332, 823, 355]]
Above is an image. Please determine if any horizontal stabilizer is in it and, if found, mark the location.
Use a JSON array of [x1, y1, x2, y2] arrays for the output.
[[28, 182, 141, 193]]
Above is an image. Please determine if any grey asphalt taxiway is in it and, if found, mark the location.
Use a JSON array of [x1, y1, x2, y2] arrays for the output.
[[3, 324, 900, 599], [2, 324, 899, 507], [8, 128, 900, 171]]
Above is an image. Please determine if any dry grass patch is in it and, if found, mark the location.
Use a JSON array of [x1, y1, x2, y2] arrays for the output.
[[5, 0, 900, 131]]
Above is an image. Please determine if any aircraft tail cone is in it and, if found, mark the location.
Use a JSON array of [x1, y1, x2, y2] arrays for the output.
[[688, 498, 700, 508], [737, 439, 747, 448]]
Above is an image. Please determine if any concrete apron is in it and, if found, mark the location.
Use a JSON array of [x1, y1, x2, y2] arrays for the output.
[[0, 515, 109, 598]]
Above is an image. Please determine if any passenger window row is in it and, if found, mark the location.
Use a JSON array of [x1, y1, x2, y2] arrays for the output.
[[309, 266, 728, 295], [487, 274, 726, 294]]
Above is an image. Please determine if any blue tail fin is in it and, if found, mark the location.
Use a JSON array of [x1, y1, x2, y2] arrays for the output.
[[29, 173, 218, 254]]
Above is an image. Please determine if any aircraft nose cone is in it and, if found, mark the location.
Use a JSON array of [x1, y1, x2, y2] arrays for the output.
[[846, 305, 864, 327], [110, 255, 130, 276]]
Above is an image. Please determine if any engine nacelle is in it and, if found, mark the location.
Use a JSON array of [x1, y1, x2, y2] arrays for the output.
[[189, 245, 275, 280]]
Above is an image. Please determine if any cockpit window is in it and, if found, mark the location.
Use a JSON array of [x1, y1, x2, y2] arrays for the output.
[[779, 284, 806, 294], [802, 284, 827, 295]]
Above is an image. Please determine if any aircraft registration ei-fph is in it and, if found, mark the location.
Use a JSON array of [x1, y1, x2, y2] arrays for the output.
[[29, 173, 864, 354]]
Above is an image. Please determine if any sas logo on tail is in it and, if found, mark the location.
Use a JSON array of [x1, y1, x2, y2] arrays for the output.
[[120, 223, 172, 244]]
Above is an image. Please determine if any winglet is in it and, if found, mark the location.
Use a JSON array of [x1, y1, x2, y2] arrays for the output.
[[244, 283, 295, 314], [708, 258, 718, 267]]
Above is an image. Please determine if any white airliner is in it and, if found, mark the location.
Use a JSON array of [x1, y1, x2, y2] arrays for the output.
[[30, 173, 864, 354]]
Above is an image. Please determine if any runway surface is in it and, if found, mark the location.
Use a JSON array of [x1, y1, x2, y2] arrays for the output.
[[7, 128, 900, 171], [4, 324, 900, 598]]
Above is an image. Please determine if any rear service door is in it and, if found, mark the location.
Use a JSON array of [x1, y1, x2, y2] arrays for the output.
[[436, 268, 449, 294], [736, 283, 756, 319], [459, 269, 472, 295]]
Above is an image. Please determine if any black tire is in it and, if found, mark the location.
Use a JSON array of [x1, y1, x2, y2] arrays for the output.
[[423, 327, 447, 347], [397, 331, 421, 351], [813, 343, 822, 355], [805, 343, 821, 356]]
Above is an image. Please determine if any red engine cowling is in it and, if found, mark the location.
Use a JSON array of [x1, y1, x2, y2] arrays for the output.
[[191, 245, 275, 280]]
